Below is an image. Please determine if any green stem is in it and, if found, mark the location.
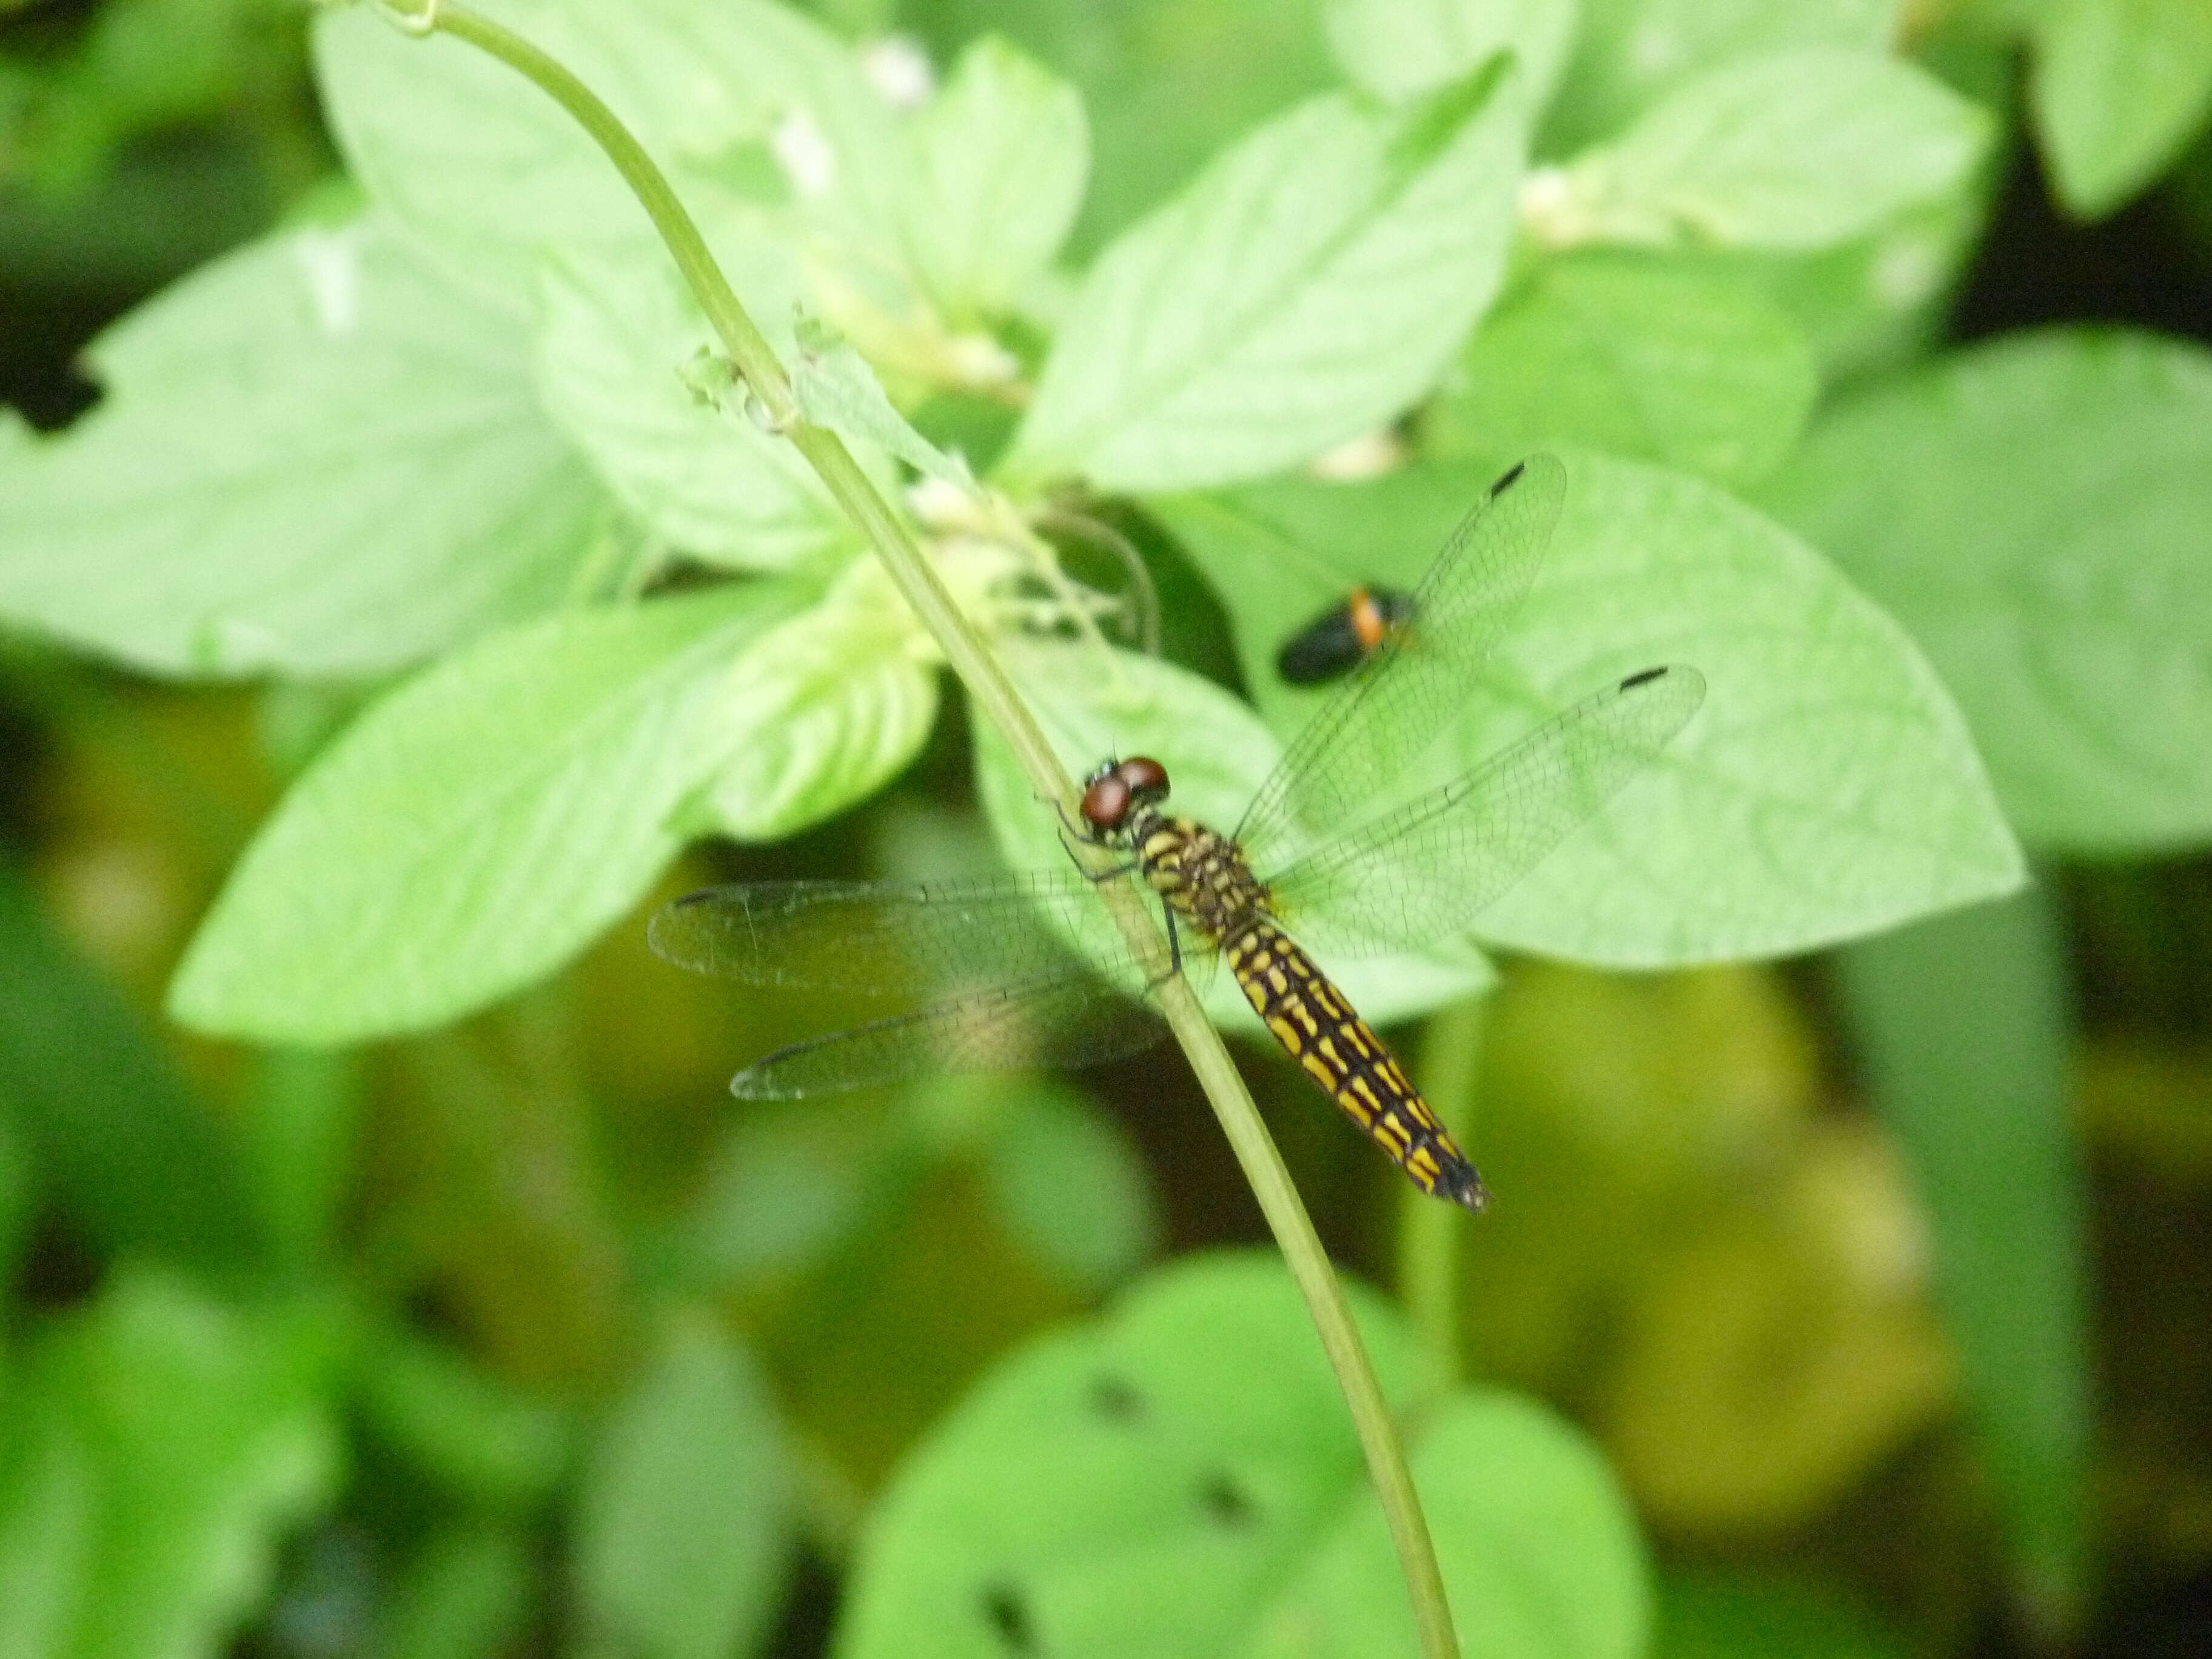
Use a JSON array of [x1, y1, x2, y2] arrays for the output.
[[1401, 993, 1489, 1392], [405, 7, 1458, 1652]]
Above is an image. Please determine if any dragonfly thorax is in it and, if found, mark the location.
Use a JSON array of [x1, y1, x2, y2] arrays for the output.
[[1080, 756, 1272, 947]]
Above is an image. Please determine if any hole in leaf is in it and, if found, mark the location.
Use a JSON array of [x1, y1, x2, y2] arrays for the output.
[[1090, 1373, 1145, 1423], [1199, 1471, 1258, 1529], [982, 1580, 1037, 1654]]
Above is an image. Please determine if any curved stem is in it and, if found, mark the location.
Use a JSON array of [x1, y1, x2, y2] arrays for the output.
[[406, 7, 1458, 1652]]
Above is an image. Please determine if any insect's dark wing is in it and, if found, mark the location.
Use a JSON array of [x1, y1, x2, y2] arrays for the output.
[[731, 974, 1167, 1099], [1272, 665, 1706, 960], [648, 871, 1136, 994], [1236, 455, 1566, 872]]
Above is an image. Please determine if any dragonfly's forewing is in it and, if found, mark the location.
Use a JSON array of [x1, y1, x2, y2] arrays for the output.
[[730, 974, 1168, 1099], [1236, 454, 1566, 874], [1272, 664, 1706, 961], [648, 871, 1136, 994]]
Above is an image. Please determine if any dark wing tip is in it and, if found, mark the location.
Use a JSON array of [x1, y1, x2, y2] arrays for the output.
[[1490, 459, 1527, 495], [1618, 665, 1669, 690]]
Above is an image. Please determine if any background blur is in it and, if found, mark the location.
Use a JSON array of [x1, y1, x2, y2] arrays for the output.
[[4, 3, 2211, 1658]]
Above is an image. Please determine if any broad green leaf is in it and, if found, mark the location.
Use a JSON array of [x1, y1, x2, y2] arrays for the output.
[[689, 557, 942, 840], [1001, 63, 1526, 492], [1655, 1572, 1912, 1659], [0, 213, 600, 678], [1758, 328, 2212, 852], [574, 1314, 790, 1659], [897, 35, 1088, 318], [1543, 0, 1903, 153], [0, 861, 267, 1275], [1833, 887, 2088, 1614], [0, 1272, 342, 1659], [1532, 49, 1990, 251], [169, 586, 802, 1044], [1323, 0, 1578, 110], [535, 252, 851, 571], [984, 1083, 1162, 1292], [900, 0, 1339, 261], [1157, 451, 2023, 967], [971, 641, 1497, 1031], [314, 0, 902, 304], [2030, 0, 2212, 218], [836, 1252, 1647, 1659], [1687, 163, 1994, 383], [791, 315, 976, 489], [1429, 253, 1817, 486]]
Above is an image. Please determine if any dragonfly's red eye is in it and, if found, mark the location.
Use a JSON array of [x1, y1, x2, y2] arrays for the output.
[[1081, 771, 1131, 829], [1116, 756, 1169, 797]]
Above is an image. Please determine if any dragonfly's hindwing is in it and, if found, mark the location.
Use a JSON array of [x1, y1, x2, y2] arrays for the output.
[[1225, 920, 1490, 1212]]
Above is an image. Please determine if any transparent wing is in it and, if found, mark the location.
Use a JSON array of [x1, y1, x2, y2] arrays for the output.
[[730, 973, 1168, 1099], [1272, 665, 1706, 960], [648, 870, 1138, 994], [1236, 455, 1566, 873]]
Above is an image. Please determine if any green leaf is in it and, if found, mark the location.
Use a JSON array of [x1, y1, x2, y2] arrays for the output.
[[985, 1083, 1162, 1293], [1001, 63, 1526, 491], [0, 1272, 341, 1659], [535, 252, 851, 572], [689, 558, 942, 840], [1429, 253, 1818, 486], [971, 641, 1496, 1029], [1686, 169, 1994, 382], [0, 861, 268, 1275], [313, 0, 902, 303], [1544, 0, 1903, 153], [1156, 451, 2024, 966], [791, 315, 976, 489], [0, 213, 601, 678], [2031, 0, 2212, 218], [1533, 49, 1991, 251], [1833, 887, 2089, 1615], [574, 1313, 791, 1659], [0, 1102, 28, 1298], [375, 1527, 535, 1659], [354, 1327, 574, 1510], [1654, 1572, 1912, 1659], [1758, 327, 2212, 853], [169, 586, 801, 1044], [1323, 0, 1578, 110], [898, 35, 1088, 318], [902, 0, 1340, 263], [836, 1252, 1648, 1659]]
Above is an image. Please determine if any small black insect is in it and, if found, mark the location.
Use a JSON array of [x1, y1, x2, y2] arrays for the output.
[[1275, 582, 1417, 685]]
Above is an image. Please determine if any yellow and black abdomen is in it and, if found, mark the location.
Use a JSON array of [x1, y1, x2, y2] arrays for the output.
[[1225, 919, 1490, 1212]]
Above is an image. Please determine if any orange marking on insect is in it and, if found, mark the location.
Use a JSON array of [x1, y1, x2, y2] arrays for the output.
[[1348, 587, 1389, 654]]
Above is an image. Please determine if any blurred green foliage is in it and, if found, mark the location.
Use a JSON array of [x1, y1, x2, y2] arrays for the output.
[[2, 2, 2210, 1657]]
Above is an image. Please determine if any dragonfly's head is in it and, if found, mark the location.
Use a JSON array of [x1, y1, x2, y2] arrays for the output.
[[1079, 755, 1170, 834]]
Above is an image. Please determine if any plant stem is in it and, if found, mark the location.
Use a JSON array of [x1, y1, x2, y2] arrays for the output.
[[409, 7, 1459, 1651], [1402, 992, 1489, 1392]]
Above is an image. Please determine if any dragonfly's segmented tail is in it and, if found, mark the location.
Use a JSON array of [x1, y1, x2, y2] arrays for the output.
[[1224, 919, 1489, 1212]]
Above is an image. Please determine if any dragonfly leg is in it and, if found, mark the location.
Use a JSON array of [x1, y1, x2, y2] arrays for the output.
[[1139, 896, 1187, 992], [1056, 822, 1141, 883]]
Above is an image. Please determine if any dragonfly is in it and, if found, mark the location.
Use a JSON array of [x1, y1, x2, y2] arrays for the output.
[[650, 455, 1706, 1210], [1275, 581, 1416, 685]]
